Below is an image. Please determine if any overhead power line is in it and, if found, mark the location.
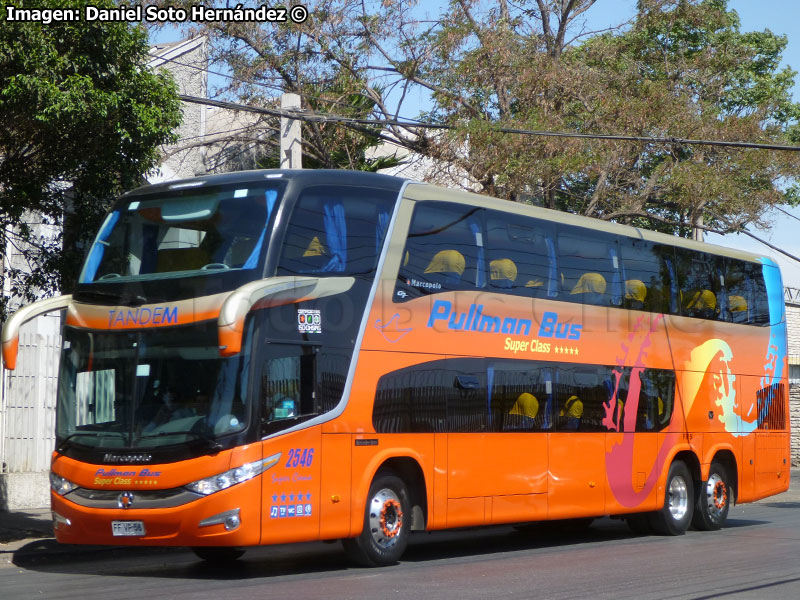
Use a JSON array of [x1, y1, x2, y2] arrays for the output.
[[178, 94, 800, 265], [179, 94, 800, 152]]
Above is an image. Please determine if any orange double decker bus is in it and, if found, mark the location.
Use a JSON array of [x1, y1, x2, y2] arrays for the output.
[[2, 170, 789, 566]]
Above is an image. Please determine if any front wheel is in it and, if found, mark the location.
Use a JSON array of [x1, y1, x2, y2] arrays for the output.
[[343, 472, 411, 567], [649, 460, 694, 535], [692, 461, 732, 531]]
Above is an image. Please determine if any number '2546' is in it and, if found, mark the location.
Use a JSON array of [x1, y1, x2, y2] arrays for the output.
[[285, 448, 314, 468]]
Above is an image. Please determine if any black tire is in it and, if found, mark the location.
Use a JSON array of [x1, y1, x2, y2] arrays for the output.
[[691, 461, 732, 531], [343, 471, 411, 567], [191, 546, 246, 562], [649, 460, 694, 536]]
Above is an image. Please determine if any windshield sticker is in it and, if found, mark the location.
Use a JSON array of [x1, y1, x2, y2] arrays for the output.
[[297, 309, 322, 334]]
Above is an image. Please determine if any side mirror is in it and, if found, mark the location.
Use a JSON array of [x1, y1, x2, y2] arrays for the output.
[[217, 276, 354, 357], [2, 295, 72, 370]]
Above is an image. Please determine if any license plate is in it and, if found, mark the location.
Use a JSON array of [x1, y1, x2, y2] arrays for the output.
[[112, 520, 145, 537]]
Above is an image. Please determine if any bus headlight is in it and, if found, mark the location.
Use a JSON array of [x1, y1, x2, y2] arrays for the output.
[[185, 453, 281, 496], [50, 472, 78, 496]]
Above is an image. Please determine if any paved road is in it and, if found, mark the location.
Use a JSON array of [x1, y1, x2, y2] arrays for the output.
[[4, 493, 800, 600]]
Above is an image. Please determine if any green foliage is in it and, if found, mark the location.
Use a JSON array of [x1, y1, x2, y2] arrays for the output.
[[413, 0, 800, 235], [0, 0, 181, 317]]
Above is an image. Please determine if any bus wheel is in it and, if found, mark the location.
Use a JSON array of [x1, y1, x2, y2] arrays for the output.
[[649, 460, 694, 535], [191, 546, 246, 562], [343, 472, 411, 567], [692, 461, 732, 531]]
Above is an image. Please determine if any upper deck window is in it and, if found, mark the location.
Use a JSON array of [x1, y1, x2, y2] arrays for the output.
[[277, 185, 397, 278], [396, 202, 485, 297], [79, 183, 283, 285]]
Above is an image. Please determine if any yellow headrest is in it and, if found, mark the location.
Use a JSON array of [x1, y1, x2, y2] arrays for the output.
[[490, 258, 517, 282], [625, 279, 647, 302], [424, 250, 465, 275], [571, 273, 607, 295], [729, 294, 747, 312], [509, 393, 538, 418], [303, 236, 327, 257], [686, 289, 716, 310], [560, 395, 583, 418]]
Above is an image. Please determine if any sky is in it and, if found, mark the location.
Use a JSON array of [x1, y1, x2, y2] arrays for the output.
[[152, 0, 800, 287]]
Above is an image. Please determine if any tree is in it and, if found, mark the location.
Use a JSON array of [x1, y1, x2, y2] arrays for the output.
[[0, 0, 182, 318], [404, 0, 800, 236], [154, 0, 800, 238], [153, 0, 405, 172]]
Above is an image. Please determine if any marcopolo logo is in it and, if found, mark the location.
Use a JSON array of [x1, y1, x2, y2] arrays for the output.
[[426, 300, 581, 340]]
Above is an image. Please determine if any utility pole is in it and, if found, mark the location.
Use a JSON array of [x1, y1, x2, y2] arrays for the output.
[[692, 214, 704, 242], [280, 92, 302, 169]]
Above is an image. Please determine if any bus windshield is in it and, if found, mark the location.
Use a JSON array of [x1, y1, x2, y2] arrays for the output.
[[56, 321, 253, 452], [79, 183, 283, 285]]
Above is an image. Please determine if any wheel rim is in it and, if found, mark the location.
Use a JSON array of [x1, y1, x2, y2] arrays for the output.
[[368, 487, 404, 549], [668, 475, 689, 521], [705, 473, 728, 518]]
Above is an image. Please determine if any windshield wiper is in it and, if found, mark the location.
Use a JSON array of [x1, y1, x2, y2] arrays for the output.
[[75, 289, 148, 306], [55, 431, 125, 455], [138, 430, 223, 453]]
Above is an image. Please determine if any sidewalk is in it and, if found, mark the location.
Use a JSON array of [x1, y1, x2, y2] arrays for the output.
[[0, 507, 53, 553]]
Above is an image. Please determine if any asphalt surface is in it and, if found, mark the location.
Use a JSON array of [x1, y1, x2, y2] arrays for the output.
[[1, 473, 800, 600]]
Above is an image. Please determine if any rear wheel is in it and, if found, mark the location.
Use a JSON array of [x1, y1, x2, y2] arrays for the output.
[[343, 472, 411, 567], [191, 546, 246, 562], [649, 460, 694, 535], [692, 461, 732, 531]]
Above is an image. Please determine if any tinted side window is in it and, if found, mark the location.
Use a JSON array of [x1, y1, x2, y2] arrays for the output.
[[277, 186, 396, 277], [557, 226, 621, 307], [617, 368, 675, 432], [395, 202, 484, 300], [619, 240, 675, 314], [485, 212, 556, 298], [676, 249, 723, 320], [723, 258, 769, 325], [373, 359, 487, 433], [491, 363, 553, 431], [554, 365, 616, 432], [374, 359, 675, 434]]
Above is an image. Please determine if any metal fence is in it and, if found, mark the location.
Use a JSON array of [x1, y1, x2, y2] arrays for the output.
[[0, 329, 60, 474]]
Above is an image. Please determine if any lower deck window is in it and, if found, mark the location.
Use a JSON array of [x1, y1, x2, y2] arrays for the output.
[[373, 358, 675, 434]]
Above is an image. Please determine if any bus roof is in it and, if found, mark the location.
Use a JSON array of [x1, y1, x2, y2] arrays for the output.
[[123, 169, 406, 198]]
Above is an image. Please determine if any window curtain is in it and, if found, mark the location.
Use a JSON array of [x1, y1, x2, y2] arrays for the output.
[[80, 211, 120, 283], [322, 201, 347, 272], [243, 189, 278, 269], [469, 221, 485, 288], [376, 209, 391, 254]]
